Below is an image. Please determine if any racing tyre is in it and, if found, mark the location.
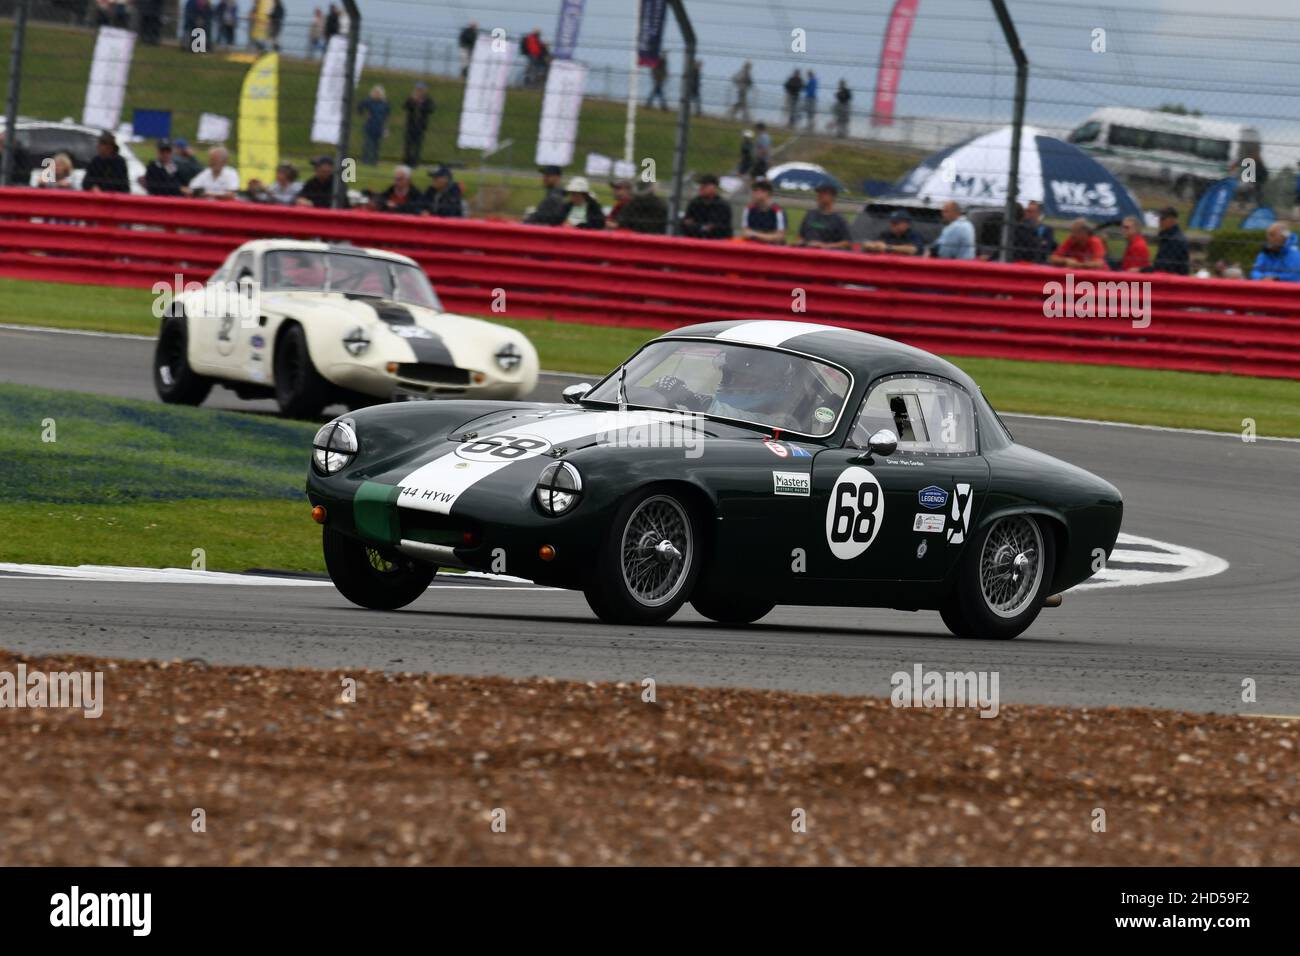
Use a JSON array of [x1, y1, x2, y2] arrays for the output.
[[323, 527, 435, 610], [940, 514, 1055, 640], [153, 314, 212, 406], [690, 592, 775, 625], [275, 323, 330, 419], [584, 489, 702, 625]]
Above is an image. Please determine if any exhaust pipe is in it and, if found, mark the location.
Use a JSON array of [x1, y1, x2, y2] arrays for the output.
[[1044, 593, 1063, 608]]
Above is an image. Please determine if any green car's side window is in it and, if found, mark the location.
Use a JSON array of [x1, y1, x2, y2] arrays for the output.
[[849, 373, 979, 456]]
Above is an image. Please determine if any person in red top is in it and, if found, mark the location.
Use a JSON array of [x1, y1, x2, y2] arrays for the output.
[[1050, 218, 1108, 268], [1118, 216, 1151, 271]]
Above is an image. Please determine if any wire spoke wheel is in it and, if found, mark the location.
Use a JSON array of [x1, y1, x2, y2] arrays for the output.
[[979, 515, 1044, 618], [620, 495, 693, 607]]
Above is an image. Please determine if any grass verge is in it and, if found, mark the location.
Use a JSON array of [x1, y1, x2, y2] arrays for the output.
[[0, 382, 320, 570], [4, 278, 1300, 437]]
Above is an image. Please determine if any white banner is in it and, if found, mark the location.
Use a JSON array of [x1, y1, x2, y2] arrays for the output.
[[535, 60, 587, 168], [457, 34, 512, 153], [310, 35, 368, 145], [82, 27, 135, 131]]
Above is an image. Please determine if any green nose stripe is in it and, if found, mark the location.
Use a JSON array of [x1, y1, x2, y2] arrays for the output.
[[353, 480, 401, 544]]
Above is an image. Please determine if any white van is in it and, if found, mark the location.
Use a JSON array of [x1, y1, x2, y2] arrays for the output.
[[1066, 107, 1260, 199]]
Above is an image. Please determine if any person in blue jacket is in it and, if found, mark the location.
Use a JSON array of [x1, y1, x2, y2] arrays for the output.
[[1250, 223, 1300, 281], [358, 85, 391, 166]]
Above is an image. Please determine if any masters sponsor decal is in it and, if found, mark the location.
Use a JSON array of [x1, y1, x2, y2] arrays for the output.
[[772, 471, 811, 497]]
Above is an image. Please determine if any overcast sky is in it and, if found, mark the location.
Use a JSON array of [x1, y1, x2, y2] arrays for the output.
[[312, 0, 1300, 163]]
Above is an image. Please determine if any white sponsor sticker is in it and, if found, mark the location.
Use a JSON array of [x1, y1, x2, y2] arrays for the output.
[[913, 513, 944, 533], [825, 466, 884, 560], [772, 471, 811, 497]]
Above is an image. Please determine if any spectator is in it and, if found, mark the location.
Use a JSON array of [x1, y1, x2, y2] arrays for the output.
[[977, 205, 1039, 261], [458, 22, 478, 78], [358, 85, 390, 166], [738, 130, 754, 176], [731, 61, 754, 122], [799, 183, 852, 249], [142, 140, 188, 196], [740, 179, 786, 244], [324, 4, 339, 43], [682, 174, 733, 239], [1049, 218, 1107, 269], [783, 70, 804, 128], [1213, 259, 1244, 280], [297, 155, 335, 207], [561, 177, 606, 229], [173, 138, 202, 185], [687, 59, 702, 116], [403, 82, 434, 167], [521, 29, 547, 89], [264, 162, 301, 204], [803, 71, 818, 131], [38, 152, 75, 189], [833, 80, 852, 138], [1022, 200, 1055, 263], [607, 179, 633, 225], [932, 200, 976, 260], [425, 165, 464, 217], [188, 146, 240, 199], [379, 164, 423, 214], [269, 0, 286, 52], [216, 0, 238, 46], [863, 209, 923, 256], [1118, 216, 1151, 271], [0, 129, 32, 185], [524, 165, 567, 225], [647, 54, 669, 111], [83, 131, 130, 193], [1149, 207, 1190, 275], [1250, 222, 1300, 281], [616, 181, 669, 234], [753, 122, 771, 179], [308, 7, 324, 56]]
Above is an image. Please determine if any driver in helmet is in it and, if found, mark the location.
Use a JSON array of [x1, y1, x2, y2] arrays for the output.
[[654, 347, 798, 426]]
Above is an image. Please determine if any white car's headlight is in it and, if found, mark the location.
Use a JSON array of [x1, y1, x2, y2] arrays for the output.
[[495, 342, 522, 371], [343, 326, 371, 356], [312, 420, 358, 474], [535, 461, 582, 515]]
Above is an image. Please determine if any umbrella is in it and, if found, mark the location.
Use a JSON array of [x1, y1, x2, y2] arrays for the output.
[[892, 125, 1142, 222], [765, 162, 845, 194]]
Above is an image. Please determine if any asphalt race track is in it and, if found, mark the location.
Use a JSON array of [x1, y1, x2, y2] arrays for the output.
[[2, 324, 1298, 714]]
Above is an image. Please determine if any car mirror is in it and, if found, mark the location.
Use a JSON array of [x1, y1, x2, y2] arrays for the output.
[[868, 429, 898, 456], [562, 383, 592, 405]]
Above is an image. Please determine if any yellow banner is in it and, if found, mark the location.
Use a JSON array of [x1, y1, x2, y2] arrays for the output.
[[238, 51, 279, 189]]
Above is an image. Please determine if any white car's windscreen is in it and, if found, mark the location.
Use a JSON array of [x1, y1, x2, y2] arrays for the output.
[[585, 340, 851, 437], [262, 251, 442, 310]]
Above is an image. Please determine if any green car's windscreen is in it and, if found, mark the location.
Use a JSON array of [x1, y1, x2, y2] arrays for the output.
[[586, 339, 852, 437]]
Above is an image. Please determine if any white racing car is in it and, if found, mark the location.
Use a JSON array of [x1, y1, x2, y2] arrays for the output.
[[153, 239, 539, 418]]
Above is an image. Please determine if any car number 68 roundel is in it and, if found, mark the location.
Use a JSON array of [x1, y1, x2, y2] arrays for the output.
[[825, 466, 884, 560], [455, 433, 553, 462]]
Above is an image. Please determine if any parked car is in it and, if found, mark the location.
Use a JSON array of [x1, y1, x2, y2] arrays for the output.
[[0, 117, 147, 194]]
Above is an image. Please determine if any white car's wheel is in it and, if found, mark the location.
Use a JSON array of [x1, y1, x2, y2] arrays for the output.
[[274, 324, 330, 419], [154, 314, 212, 406]]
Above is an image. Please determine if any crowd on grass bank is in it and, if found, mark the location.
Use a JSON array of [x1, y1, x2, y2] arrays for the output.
[[4, 124, 1298, 283]]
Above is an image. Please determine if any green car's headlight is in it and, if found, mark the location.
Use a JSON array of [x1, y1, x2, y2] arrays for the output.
[[535, 461, 582, 515], [312, 420, 358, 475]]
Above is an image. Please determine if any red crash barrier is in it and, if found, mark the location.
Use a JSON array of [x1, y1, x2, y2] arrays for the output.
[[2, 187, 1299, 380]]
